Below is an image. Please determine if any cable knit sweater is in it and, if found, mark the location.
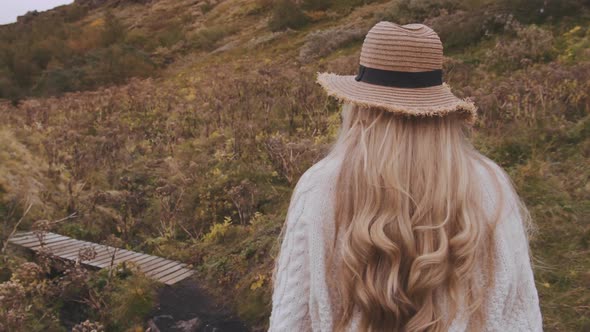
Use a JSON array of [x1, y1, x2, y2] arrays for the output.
[[267, 149, 543, 332]]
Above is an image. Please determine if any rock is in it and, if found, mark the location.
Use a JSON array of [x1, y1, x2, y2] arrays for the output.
[[172, 317, 202, 332], [146, 319, 161, 332], [151, 315, 175, 330], [16, 11, 40, 24], [74, 0, 108, 7]]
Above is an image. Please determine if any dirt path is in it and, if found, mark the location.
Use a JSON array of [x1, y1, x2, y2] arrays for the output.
[[149, 275, 249, 332]]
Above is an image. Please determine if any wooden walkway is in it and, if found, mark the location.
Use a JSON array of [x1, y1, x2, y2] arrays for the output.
[[7, 231, 194, 285]]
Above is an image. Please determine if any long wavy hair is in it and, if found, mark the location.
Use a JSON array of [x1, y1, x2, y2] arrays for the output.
[[324, 102, 529, 332]]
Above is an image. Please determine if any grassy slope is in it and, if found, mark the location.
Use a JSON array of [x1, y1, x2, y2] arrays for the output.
[[0, 0, 589, 331]]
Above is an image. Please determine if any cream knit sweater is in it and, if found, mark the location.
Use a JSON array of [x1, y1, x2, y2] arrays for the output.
[[267, 150, 543, 332]]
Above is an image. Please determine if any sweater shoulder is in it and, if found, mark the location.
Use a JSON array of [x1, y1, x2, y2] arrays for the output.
[[293, 152, 344, 197], [472, 155, 519, 214]]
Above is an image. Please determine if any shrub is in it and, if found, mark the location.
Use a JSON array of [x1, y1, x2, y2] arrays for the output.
[[484, 25, 555, 72], [299, 26, 366, 63], [202, 216, 233, 244], [101, 11, 125, 47], [104, 274, 158, 331], [331, 0, 382, 11], [497, 0, 588, 24], [72, 320, 105, 332], [200, 0, 215, 13], [192, 26, 234, 51], [268, 0, 309, 32], [559, 25, 590, 64], [302, 0, 332, 11], [377, 0, 463, 24]]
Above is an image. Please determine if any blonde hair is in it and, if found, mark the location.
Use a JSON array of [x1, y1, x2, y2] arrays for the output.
[[324, 102, 522, 332]]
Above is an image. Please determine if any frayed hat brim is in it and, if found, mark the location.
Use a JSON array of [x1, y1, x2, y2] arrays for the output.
[[316, 72, 477, 124]]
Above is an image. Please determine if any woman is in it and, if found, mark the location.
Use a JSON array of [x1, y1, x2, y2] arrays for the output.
[[268, 22, 542, 332]]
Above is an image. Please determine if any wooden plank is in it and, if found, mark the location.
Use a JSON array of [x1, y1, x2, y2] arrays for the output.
[[32, 239, 76, 253], [7, 233, 46, 244], [159, 267, 193, 284], [10, 233, 65, 246], [61, 243, 104, 260], [23, 236, 72, 249], [25, 237, 73, 250], [162, 269, 194, 285], [11, 233, 65, 245], [84, 246, 118, 263], [144, 260, 183, 277], [58, 248, 87, 261], [126, 253, 156, 264], [29, 237, 73, 250], [49, 241, 89, 257], [137, 257, 173, 273], [8, 231, 34, 239], [128, 254, 161, 266], [53, 243, 102, 261], [36, 241, 82, 257], [150, 264, 186, 281], [73, 248, 120, 265], [89, 248, 130, 265], [52, 248, 87, 261], [143, 260, 181, 276], [32, 241, 80, 256], [108, 252, 145, 266], [92, 250, 136, 267]]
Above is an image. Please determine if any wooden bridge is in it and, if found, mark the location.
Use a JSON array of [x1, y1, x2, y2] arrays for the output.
[[7, 231, 194, 285]]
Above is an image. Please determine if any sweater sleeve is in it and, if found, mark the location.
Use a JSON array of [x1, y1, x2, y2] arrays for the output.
[[268, 179, 313, 332], [503, 196, 543, 332], [483, 166, 543, 331]]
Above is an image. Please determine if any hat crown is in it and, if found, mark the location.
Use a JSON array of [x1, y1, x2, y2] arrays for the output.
[[360, 21, 443, 73]]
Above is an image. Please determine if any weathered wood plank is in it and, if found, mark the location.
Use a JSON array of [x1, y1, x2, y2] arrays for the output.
[[141, 259, 176, 274], [144, 260, 182, 277], [50, 242, 89, 257], [126, 253, 155, 264], [84, 246, 119, 263], [134, 256, 168, 272], [90, 249, 135, 267], [29, 237, 73, 250], [162, 269, 194, 285], [26, 237, 73, 250], [159, 267, 193, 284], [128, 254, 161, 267], [7, 233, 54, 244], [7, 231, 34, 239], [59, 243, 103, 263], [8, 232, 193, 285], [10, 233, 65, 246], [97, 250, 145, 268], [150, 264, 186, 281]]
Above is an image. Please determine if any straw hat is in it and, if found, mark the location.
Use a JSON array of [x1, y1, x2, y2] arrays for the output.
[[316, 21, 477, 123]]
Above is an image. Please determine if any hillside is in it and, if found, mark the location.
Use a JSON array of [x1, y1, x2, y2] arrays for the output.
[[1, 0, 589, 331]]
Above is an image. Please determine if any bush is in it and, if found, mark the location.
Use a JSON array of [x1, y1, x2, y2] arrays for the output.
[[192, 26, 234, 51], [484, 25, 555, 72], [377, 0, 463, 24], [200, 0, 215, 13], [302, 0, 332, 11], [106, 274, 158, 330], [202, 217, 233, 244], [101, 11, 125, 47], [331, 0, 382, 11], [268, 0, 309, 32], [299, 26, 366, 63], [497, 0, 589, 24]]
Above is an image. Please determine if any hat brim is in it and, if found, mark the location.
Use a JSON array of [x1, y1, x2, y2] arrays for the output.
[[316, 72, 477, 123]]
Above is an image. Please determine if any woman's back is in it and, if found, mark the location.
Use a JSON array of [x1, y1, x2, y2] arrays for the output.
[[269, 21, 542, 332], [268, 147, 542, 331]]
